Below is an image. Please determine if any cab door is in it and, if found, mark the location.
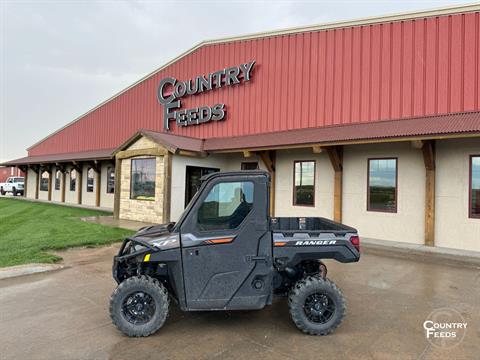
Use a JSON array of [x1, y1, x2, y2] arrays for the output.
[[179, 173, 272, 310]]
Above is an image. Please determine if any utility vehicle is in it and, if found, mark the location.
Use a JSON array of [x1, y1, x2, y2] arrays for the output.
[[110, 171, 360, 337]]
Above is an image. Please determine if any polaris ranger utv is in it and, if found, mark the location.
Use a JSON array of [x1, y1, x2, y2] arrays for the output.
[[110, 171, 360, 337]]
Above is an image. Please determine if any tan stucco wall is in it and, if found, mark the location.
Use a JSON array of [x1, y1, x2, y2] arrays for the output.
[[26, 168, 37, 199], [435, 138, 480, 251], [342, 142, 426, 244], [274, 148, 334, 218], [51, 166, 63, 202], [100, 162, 115, 209], [26, 169, 37, 199]]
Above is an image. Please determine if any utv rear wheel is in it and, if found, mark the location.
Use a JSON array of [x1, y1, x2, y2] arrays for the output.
[[288, 276, 346, 336], [110, 275, 169, 337]]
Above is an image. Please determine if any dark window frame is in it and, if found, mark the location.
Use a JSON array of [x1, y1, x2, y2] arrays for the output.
[[130, 157, 156, 201], [184, 166, 220, 207], [106, 166, 115, 194], [469, 155, 480, 219], [86, 167, 94, 193], [40, 171, 49, 192], [293, 160, 316, 207], [70, 169, 76, 192], [241, 162, 259, 170], [367, 157, 398, 213], [55, 170, 61, 191]]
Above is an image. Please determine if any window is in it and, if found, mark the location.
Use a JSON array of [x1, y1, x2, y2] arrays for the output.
[[197, 181, 254, 231], [40, 171, 49, 191], [368, 158, 397, 212], [131, 158, 156, 200], [70, 169, 76, 191], [87, 167, 94, 192], [241, 162, 259, 170], [185, 166, 220, 207], [470, 156, 480, 218], [106, 167, 115, 194], [293, 161, 315, 206], [55, 170, 61, 190]]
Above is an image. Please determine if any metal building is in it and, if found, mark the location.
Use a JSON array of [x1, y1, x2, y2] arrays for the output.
[[3, 4, 480, 252]]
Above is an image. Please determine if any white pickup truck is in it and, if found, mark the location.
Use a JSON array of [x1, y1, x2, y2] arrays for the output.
[[0, 177, 25, 196]]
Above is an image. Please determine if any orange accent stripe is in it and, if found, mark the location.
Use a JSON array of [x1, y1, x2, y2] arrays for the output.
[[275, 242, 287, 246], [205, 237, 234, 244]]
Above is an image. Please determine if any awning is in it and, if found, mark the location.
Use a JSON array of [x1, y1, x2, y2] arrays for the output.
[[3, 110, 480, 166], [203, 111, 480, 151], [1, 148, 115, 166]]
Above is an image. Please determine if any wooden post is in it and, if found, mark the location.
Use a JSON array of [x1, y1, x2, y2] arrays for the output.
[[94, 162, 101, 208], [35, 167, 39, 200], [95, 170, 101, 207], [258, 150, 276, 217], [61, 171, 66, 202], [22, 166, 28, 197], [113, 157, 121, 219], [326, 146, 343, 223], [77, 169, 82, 205], [422, 140, 436, 247]]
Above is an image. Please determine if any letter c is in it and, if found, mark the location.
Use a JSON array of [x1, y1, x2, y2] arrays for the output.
[[423, 321, 434, 330], [157, 77, 177, 104]]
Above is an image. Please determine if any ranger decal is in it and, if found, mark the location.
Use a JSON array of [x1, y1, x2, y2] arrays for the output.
[[295, 240, 337, 246]]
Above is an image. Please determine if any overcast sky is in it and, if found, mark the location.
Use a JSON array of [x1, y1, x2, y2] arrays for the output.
[[0, 0, 468, 162]]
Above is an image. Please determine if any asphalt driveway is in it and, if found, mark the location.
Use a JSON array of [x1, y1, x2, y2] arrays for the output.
[[0, 245, 479, 360]]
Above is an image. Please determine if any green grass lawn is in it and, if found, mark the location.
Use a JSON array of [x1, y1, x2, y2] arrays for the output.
[[0, 198, 134, 267]]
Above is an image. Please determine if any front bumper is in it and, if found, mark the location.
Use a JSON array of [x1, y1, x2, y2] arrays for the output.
[[112, 237, 157, 283]]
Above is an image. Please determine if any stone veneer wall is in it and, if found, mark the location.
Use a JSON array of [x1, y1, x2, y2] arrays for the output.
[[118, 136, 166, 224]]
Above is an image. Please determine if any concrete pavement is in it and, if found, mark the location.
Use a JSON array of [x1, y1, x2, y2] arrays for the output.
[[0, 245, 479, 360]]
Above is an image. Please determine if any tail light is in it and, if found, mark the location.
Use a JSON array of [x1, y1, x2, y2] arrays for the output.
[[350, 236, 360, 252]]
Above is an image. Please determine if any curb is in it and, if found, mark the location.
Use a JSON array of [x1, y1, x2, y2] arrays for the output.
[[361, 238, 480, 268], [0, 264, 65, 280]]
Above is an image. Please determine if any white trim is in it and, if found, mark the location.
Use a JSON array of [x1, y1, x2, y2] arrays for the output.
[[27, 2, 480, 151]]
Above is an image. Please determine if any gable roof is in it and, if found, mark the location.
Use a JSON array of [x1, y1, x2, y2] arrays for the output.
[[112, 129, 205, 155], [26, 3, 480, 152]]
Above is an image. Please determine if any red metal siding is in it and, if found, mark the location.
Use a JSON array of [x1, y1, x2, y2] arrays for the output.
[[0, 167, 24, 182], [29, 12, 480, 156]]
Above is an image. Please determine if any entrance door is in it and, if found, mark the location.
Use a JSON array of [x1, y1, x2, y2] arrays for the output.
[[179, 173, 272, 310], [185, 166, 219, 207]]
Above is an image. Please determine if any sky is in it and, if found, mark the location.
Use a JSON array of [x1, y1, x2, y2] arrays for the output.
[[0, 0, 469, 162]]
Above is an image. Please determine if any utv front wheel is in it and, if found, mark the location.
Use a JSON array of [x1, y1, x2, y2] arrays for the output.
[[288, 276, 346, 335], [110, 275, 169, 337]]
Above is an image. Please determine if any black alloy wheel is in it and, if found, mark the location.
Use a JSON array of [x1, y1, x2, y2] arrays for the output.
[[288, 276, 346, 335], [110, 275, 170, 337], [303, 292, 335, 324], [121, 291, 156, 325]]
